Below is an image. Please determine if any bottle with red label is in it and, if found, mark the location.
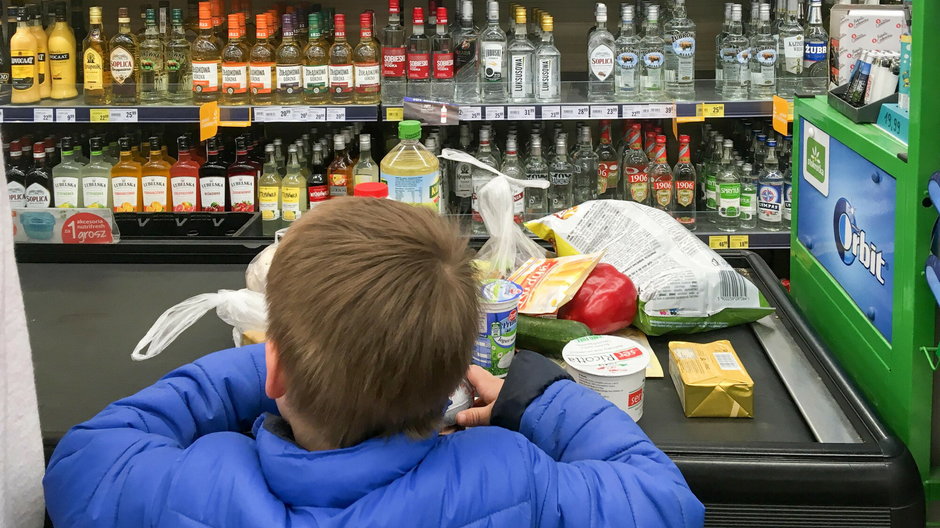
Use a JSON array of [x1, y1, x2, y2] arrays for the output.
[[307, 142, 329, 207], [430, 7, 454, 101], [199, 137, 228, 211], [227, 136, 257, 212], [381, 0, 406, 105], [648, 135, 674, 212], [406, 7, 431, 99], [620, 123, 650, 205], [595, 120, 620, 199], [673, 134, 697, 228], [353, 12, 381, 104], [328, 14, 354, 103], [171, 135, 201, 212]]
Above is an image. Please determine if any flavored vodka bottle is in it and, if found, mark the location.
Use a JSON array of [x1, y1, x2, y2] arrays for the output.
[[587, 3, 616, 101], [663, 0, 695, 98], [596, 121, 620, 198], [621, 123, 650, 205], [614, 5, 640, 101], [639, 5, 666, 101], [719, 4, 749, 100], [648, 135, 674, 212], [673, 134, 697, 228]]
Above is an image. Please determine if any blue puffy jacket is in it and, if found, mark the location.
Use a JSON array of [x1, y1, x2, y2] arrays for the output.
[[44, 345, 704, 528]]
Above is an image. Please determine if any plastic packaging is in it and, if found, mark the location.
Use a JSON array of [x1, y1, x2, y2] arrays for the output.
[[507, 253, 603, 315]]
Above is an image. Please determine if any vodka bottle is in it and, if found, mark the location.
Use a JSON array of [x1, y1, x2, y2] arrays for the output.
[[663, 0, 695, 98], [704, 134, 723, 210], [715, 3, 732, 92], [716, 139, 741, 232], [451, 123, 473, 216], [673, 134, 697, 228], [596, 121, 620, 198], [381, 0, 407, 105], [802, 0, 829, 96], [587, 3, 616, 101], [453, 0, 479, 103], [614, 5, 640, 101], [748, 1, 760, 38], [534, 14, 561, 103], [548, 135, 574, 212], [501, 137, 526, 223], [782, 161, 792, 229], [648, 135, 674, 212], [471, 127, 499, 234], [406, 7, 431, 99], [621, 123, 650, 205], [572, 126, 598, 204], [740, 162, 757, 229], [430, 7, 455, 101], [524, 136, 550, 216], [507, 6, 535, 103], [777, 0, 804, 98], [758, 139, 783, 231], [749, 4, 776, 98], [480, 0, 507, 103], [639, 5, 666, 101], [719, 4, 749, 100]]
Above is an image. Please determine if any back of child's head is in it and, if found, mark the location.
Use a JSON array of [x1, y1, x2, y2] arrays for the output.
[[266, 197, 479, 448]]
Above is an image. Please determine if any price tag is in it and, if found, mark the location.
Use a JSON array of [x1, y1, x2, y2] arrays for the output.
[[89, 109, 110, 122], [562, 105, 589, 119], [485, 106, 505, 120], [590, 105, 619, 119], [729, 235, 750, 249], [0, 108, 4, 122], [507, 106, 536, 120], [327, 107, 347, 121], [55, 108, 76, 122], [621, 105, 646, 119], [699, 103, 725, 118], [772, 95, 794, 135], [542, 105, 561, 120], [269, 106, 290, 121], [386, 106, 404, 121], [110, 108, 138, 122], [33, 108, 54, 123], [291, 106, 312, 121], [459, 106, 482, 120], [645, 104, 676, 118], [708, 236, 730, 250], [310, 107, 327, 121]]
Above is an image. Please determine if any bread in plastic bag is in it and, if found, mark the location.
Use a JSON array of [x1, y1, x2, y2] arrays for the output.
[[525, 201, 774, 336], [131, 289, 268, 361], [441, 148, 549, 279]]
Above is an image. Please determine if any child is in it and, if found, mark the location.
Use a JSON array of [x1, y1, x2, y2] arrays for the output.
[[44, 198, 704, 527]]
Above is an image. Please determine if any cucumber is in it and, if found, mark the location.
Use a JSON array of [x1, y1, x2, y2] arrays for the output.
[[517, 315, 593, 360]]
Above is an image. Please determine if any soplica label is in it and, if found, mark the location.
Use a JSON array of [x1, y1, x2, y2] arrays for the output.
[[590, 45, 615, 80]]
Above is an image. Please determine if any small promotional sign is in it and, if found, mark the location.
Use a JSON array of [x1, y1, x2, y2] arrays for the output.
[[11, 208, 120, 244]]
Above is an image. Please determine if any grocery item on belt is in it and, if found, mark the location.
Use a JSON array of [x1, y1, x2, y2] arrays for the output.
[[668, 340, 754, 418], [442, 379, 474, 427], [517, 315, 593, 360], [562, 335, 651, 422], [473, 279, 523, 377], [526, 201, 774, 336], [507, 253, 603, 315], [614, 327, 663, 378], [558, 263, 638, 334]]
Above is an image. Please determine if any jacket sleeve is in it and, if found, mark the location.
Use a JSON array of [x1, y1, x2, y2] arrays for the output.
[[43, 344, 278, 528]]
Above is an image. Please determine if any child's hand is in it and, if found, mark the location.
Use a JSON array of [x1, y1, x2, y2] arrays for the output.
[[456, 366, 504, 427]]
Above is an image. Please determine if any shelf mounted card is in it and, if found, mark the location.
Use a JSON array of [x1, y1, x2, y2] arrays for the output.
[[458, 106, 482, 121], [402, 97, 459, 125]]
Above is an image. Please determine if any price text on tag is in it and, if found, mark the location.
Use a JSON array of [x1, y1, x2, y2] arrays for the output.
[[708, 236, 730, 250], [89, 109, 110, 122], [110, 108, 138, 122], [459, 106, 482, 120], [34, 108, 54, 122], [542, 106, 561, 119], [590, 105, 619, 119], [326, 107, 347, 121], [645, 104, 676, 118], [729, 235, 749, 249], [386, 107, 404, 121], [562, 105, 589, 119], [507, 106, 536, 120], [55, 108, 76, 122], [310, 107, 326, 121], [698, 103, 725, 118], [485, 106, 505, 120]]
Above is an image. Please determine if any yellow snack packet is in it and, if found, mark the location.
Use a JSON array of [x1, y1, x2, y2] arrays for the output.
[[508, 253, 603, 315]]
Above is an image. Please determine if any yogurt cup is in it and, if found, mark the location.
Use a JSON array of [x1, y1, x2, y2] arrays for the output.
[[562, 335, 652, 421], [473, 279, 523, 377]]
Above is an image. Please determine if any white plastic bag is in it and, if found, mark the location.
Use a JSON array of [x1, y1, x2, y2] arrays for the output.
[[246, 243, 278, 293], [441, 148, 549, 278], [131, 289, 268, 361]]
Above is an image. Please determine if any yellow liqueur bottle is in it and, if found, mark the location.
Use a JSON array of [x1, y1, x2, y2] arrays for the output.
[[48, 2, 77, 100], [10, 7, 40, 104], [83, 6, 110, 104]]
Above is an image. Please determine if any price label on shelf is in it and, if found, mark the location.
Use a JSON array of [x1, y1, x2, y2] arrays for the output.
[[621, 105, 645, 119], [55, 108, 76, 122], [385, 106, 404, 121], [33, 108, 54, 123], [708, 236, 730, 250], [645, 104, 676, 118], [458, 106, 482, 120], [89, 109, 110, 122], [542, 105, 561, 120], [269, 106, 290, 121], [310, 107, 327, 121], [110, 108, 138, 122], [291, 106, 312, 121], [0, 109, 5, 122], [327, 107, 347, 121], [562, 105, 589, 119], [729, 235, 749, 249], [507, 106, 536, 120], [590, 105, 619, 119], [698, 103, 725, 118], [772, 95, 794, 135], [485, 106, 505, 120]]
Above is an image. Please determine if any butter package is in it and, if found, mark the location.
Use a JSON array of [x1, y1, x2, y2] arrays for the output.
[[668, 340, 754, 418]]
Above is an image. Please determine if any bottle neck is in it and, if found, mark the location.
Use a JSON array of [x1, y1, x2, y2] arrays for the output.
[[678, 143, 691, 163], [149, 149, 162, 161], [120, 150, 134, 162], [413, 23, 424, 35], [729, 19, 742, 36], [90, 150, 104, 162], [541, 29, 553, 44], [288, 151, 300, 167], [119, 20, 131, 34], [620, 20, 634, 37], [645, 19, 659, 36], [514, 23, 525, 38]]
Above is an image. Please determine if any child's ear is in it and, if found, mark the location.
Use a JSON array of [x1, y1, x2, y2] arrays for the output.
[[265, 341, 288, 400]]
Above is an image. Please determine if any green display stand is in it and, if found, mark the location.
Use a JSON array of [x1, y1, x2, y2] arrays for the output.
[[790, 0, 940, 510]]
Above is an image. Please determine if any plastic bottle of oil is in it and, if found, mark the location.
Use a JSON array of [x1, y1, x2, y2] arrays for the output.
[[379, 120, 440, 211]]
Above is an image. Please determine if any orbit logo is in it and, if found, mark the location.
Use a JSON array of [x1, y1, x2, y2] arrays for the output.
[[833, 197, 886, 285]]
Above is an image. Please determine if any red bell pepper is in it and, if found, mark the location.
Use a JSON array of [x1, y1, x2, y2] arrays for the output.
[[558, 263, 638, 334]]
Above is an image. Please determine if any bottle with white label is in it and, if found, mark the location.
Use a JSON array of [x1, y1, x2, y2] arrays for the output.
[[25, 141, 53, 208], [191, 1, 220, 103], [275, 14, 303, 104], [450, 123, 474, 216], [220, 13, 249, 105], [757, 139, 783, 231], [718, 4, 749, 100], [199, 137, 228, 211], [776, 0, 803, 98], [53, 137, 83, 208], [249, 14, 276, 105], [354, 12, 382, 104], [110, 137, 142, 212], [109, 7, 140, 105], [430, 7, 455, 101], [302, 13, 329, 105], [739, 163, 757, 229], [141, 136, 171, 212], [588, 3, 615, 101], [533, 14, 560, 103], [381, 120, 440, 210], [716, 139, 741, 232], [6, 141, 28, 208], [802, 0, 828, 96], [479, 0, 507, 103], [749, 4, 776, 99], [169, 136, 199, 212], [614, 6, 640, 101], [663, 0, 695, 99], [523, 136, 549, 216], [507, 6, 534, 103], [227, 136, 258, 212], [329, 13, 355, 103], [639, 5, 666, 101]]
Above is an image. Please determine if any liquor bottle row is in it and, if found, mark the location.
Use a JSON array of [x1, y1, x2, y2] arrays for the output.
[[0, 0, 836, 107]]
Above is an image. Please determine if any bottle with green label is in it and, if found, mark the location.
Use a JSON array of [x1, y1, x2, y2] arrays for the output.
[[259, 143, 281, 236], [81, 137, 112, 208], [703, 134, 723, 210], [715, 138, 740, 232], [739, 162, 757, 229], [280, 144, 307, 227]]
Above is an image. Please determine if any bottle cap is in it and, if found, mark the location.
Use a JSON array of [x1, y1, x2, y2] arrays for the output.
[[172, 8, 182, 22], [61, 137, 72, 151], [288, 144, 297, 153], [541, 14, 553, 31], [90, 137, 103, 151], [515, 6, 525, 24], [354, 182, 389, 198], [412, 7, 424, 25], [334, 134, 345, 149], [146, 8, 156, 22], [462, 0, 473, 19], [236, 136, 248, 152], [656, 135, 666, 145], [398, 120, 422, 140], [389, 0, 400, 15], [177, 135, 190, 151], [118, 6, 130, 22], [679, 134, 690, 143], [767, 139, 778, 147], [760, 3, 771, 20], [596, 2, 607, 22], [149, 136, 162, 150], [198, 2, 210, 21], [731, 4, 742, 21], [437, 7, 447, 25], [487, 1, 498, 21], [360, 134, 371, 149]]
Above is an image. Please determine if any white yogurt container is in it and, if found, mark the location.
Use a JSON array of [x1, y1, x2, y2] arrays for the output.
[[562, 335, 652, 421]]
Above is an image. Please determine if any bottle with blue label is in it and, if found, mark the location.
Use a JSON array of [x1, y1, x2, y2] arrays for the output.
[[758, 140, 783, 231], [380, 120, 441, 212], [802, 0, 829, 96]]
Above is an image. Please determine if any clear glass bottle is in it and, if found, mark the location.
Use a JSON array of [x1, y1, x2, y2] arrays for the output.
[[621, 123, 649, 205], [381, 0, 407, 105], [500, 136, 525, 223], [220, 13, 249, 105], [548, 134, 574, 213], [353, 134, 380, 185], [596, 121, 620, 198], [354, 12, 382, 104], [777, 0, 804, 98], [533, 14, 560, 103], [82, 6, 109, 105], [453, 0, 479, 104], [166, 9, 192, 102], [507, 6, 534, 103], [587, 3, 615, 101], [673, 134, 697, 228], [524, 136, 549, 216], [302, 13, 329, 104], [664, 0, 695, 99], [451, 123, 474, 216], [329, 14, 355, 103], [191, 1, 221, 103], [380, 120, 441, 210], [109, 7, 139, 105], [639, 5, 666, 101], [758, 139, 783, 231], [719, 4, 749, 100], [406, 7, 431, 99], [714, 3, 732, 92], [648, 135, 674, 212], [274, 14, 303, 104], [53, 137, 83, 207], [716, 139, 741, 232], [480, 0, 507, 103], [740, 162, 757, 229], [749, 4, 776, 99], [249, 14, 275, 104], [572, 126, 598, 205], [802, 0, 829, 96], [614, 5, 640, 101], [280, 144, 308, 226], [140, 8, 165, 102], [430, 7, 455, 101], [471, 126, 499, 234]]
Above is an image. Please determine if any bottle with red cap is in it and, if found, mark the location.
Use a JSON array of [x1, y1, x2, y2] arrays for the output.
[[381, 0, 407, 105], [620, 123, 649, 205], [673, 134, 697, 228], [430, 6, 454, 101], [328, 13, 354, 104], [647, 135, 674, 212], [406, 7, 431, 99], [354, 181, 389, 198], [353, 11, 381, 104]]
